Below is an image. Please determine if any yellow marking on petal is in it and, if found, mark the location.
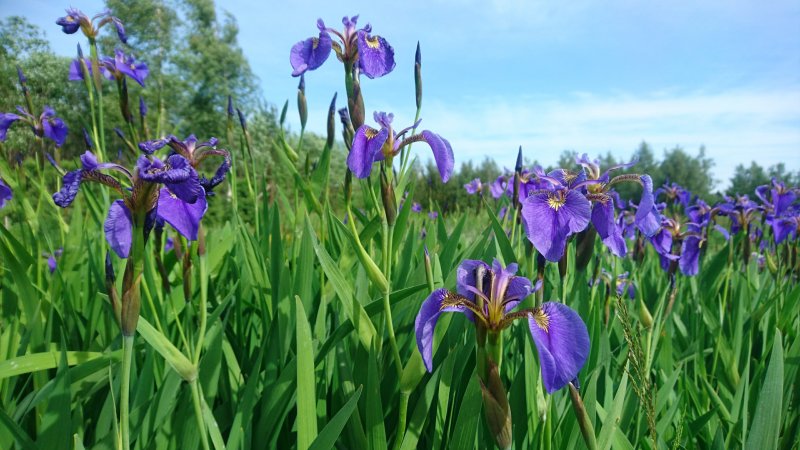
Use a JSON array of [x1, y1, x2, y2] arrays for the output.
[[547, 193, 566, 211], [312, 37, 319, 50], [364, 128, 379, 139], [439, 291, 464, 311], [366, 35, 381, 49], [533, 309, 550, 333], [562, 171, 577, 183]]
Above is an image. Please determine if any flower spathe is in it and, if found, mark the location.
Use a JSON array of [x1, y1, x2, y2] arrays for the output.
[[414, 259, 590, 393]]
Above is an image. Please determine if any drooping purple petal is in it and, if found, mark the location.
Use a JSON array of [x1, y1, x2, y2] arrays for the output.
[[52, 170, 83, 208], [635, 175, 661, 237], [157, 187, 207, 241], [679, 236, 701, 276], [40, 106, 68, 147], [290, 31, 332, 77], [591, 199, 627, 257], [114, 50, 148, 87], [356, 30, 396, 79], [56, 8, 86, 34], [68, 58, 92, 81], [415, 289, 472, 372], [421, 130, 454, 183], [138, 138, 168, 155], [347, 125, 388, 178], [0, 113, 21, 142], [104, 200, 133, 258], [528, 302, 590, 393]]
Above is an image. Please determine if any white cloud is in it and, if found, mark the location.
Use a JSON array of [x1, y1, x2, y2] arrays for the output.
[[411, 87, 800, 188]]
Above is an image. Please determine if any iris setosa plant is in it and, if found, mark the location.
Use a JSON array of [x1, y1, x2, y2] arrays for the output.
[[415, 259, 590, 448]]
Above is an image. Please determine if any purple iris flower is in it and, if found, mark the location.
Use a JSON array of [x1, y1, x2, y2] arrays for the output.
[[347, 111, 454, 182], [428, 211, 439, 220], [756, 179, 797, 217], [56, 8, 127, 43], [291, 15, 395, 79], [490, 175, 508, 199], [415, 259, 589, 393], [44, 248, 63, 274], [656, 182, 692, 208], [56, 8, 89, 34], [108, 50, 149, 87], [1, 106, 68, 147], [464, 178, 482, 195], [0, 177, 12, 208], [717, 194, 759, 236], [521, 173, 594, 262], [141, 135, 232, 195], [411, 202, 422, 213], [356, 29, 395, 79], [648, 217, 701, 276], [615, 272, 636, 300]]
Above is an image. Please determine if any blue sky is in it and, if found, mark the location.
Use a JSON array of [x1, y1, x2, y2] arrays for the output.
[[5, 0, 800, 189]]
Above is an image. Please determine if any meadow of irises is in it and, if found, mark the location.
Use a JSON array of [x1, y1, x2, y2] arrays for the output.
[[0, 8, 798, 450]]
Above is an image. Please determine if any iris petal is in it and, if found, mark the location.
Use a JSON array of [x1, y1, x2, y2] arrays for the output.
[[528, 302, 590, 393]]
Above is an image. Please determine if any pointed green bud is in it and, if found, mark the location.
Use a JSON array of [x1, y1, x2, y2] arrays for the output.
[[568, 382, 599, 450], [297, 75, 308, 129], [380, 166, 397, 226], [575, 227, 597, 272], [414, 41, 422, 110], [326, 92, 337, 149], [638, 297, 653, 328], [280, 99, 289, 126]]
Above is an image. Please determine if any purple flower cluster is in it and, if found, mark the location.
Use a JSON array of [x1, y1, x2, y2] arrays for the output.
[[519, 155, 660, 262], [52, 135, 230, 259]]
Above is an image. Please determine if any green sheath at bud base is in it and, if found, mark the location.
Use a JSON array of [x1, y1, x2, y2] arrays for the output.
[[480, 361, 512, 450]]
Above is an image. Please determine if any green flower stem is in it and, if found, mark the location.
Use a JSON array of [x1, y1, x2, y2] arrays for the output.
[[88, 39, 106, 159], [190, 379, 210, 450], [392, 391, 410, 450], [120, 335, 134, 450], [382, 221, 402, 377], [193, 255, 208, 363]]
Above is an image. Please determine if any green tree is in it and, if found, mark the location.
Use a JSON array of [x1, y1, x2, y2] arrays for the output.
[[658, 145, 715, 200]]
